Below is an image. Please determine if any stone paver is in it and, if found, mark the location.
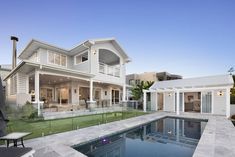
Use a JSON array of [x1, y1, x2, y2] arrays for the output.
[[21, 112, 235, 157]]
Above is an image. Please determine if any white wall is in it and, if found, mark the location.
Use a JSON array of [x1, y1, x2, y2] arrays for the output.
[[71, 82, 79, 104], [150, 92, 157, 111], [17, 73, 28, 94], [17, 94, 31, 106], [213, 89, 226, 115], [163, 92, 175, 112], [16, 72, 31, 105]]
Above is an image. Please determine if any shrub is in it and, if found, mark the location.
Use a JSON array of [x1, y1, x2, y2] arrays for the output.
[[21, 101, 35, 119], [231, 96, 235, 104]]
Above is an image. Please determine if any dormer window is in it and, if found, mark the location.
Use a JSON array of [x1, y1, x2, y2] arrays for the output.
[[48, 51, 67, 67], [75, 52, 88, 65]]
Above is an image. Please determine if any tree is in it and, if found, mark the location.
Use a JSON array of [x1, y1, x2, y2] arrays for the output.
[[231, 76, 235, 104], [131, 81, 154, 101]]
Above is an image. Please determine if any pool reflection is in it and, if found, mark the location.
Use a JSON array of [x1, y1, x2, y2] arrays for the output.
[[74, 117, 207, 157]]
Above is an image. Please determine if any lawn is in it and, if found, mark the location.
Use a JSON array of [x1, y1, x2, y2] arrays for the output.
[[6, 110, 147, 140]]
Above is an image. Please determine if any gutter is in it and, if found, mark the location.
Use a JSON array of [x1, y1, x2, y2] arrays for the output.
[[3, 60, 95, 81], [3, 61, 25, 81], [24, 60, 95, 78]]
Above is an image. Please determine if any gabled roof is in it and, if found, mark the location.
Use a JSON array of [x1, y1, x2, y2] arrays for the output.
[[19, 39, 69, 59], [70, 38, 131, 62], [149, 75, 234, 91], [19, 38, 131, 63]]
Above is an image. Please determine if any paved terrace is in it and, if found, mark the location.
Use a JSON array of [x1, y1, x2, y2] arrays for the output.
[[22, 112, 235, 157]]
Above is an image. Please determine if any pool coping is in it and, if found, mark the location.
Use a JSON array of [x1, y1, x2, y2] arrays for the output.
[[23, 112, 235, 157]]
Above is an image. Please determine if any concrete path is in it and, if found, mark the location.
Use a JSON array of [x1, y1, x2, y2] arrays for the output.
[[20, 112, 235, 157]]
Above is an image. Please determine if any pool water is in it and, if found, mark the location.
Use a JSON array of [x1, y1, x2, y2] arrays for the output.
[[73, 117, 207, 157]]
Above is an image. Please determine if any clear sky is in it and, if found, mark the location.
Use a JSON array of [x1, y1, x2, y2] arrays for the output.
[[0, 0, 234, 78]]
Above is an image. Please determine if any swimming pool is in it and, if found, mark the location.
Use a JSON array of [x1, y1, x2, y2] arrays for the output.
[[73, 117, 207, 157]]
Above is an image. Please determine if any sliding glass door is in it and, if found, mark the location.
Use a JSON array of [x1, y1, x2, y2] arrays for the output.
[[201, 92, 212, 113], [175, 92, 184, 112]]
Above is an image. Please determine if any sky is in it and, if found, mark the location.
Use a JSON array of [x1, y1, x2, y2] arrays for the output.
[[0, 0, 234, 78]]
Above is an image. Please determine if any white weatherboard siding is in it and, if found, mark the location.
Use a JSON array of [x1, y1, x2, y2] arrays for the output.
[[17, 73, 28, 94], [150, 92, 157, 111], [16, 72, 31, 106], [163, 92, 175, 112], [213, 89, 226, 115]]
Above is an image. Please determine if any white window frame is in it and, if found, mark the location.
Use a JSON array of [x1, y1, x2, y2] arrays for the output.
[[74, 51, 88, 65], [29, 51, 39, 62], [47, 50, 67, 67]]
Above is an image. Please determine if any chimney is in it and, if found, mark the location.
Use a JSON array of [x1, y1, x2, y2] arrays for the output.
[[10, 36, 19, 69]]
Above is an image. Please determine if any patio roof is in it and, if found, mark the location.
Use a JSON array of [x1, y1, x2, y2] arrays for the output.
[[149, 75, 234, 91], [4, 60, 94, 81]]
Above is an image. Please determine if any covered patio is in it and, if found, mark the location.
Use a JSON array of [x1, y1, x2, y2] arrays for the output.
[[143, 75, 234, 118], [29, 69, 125, 115]]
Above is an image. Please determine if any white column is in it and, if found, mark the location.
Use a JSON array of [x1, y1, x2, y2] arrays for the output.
[[59, 89, 62, 105], [182, 92, 185, 112], [143, 90, 147, 112], [77, 86, 80, 103], [176, 90, 180, 115], [156, 92, 158, 111], [35, 70, 40, 116], [122, 84, 126, 102], [109, 87, 112, 106], [89, 79, 93, 102], [226, 87, 230, 118]]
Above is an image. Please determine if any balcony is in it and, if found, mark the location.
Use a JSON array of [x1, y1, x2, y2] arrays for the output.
[[99, 62, 120, 77]]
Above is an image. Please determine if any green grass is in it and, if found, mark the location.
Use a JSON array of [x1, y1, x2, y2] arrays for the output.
[[6, 110, 147, 140]]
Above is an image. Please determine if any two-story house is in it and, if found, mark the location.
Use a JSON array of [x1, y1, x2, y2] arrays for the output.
[[4, 38, 131, 114]]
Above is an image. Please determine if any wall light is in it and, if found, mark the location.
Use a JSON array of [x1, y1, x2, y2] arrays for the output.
[[217, 91, 224, 96], [168, 93, 172, 97], [93, 50, 97, 55]]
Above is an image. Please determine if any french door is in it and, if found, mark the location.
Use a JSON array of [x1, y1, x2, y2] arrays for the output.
[[112, 90, 120, 104]]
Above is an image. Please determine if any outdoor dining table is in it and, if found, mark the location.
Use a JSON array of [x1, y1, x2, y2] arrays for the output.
[[0, 132, 31, 147]]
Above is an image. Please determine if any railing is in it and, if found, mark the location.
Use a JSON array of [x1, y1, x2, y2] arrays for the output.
[[99, 62, 120, 77]]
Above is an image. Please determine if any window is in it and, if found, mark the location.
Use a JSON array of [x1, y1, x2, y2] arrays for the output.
[[129, 79, 136, 86], [49, 52, 55, 64], [55, 53, 60, 65], [61, 55, 66, 66], [30, 52, 39, 62], [48, 51, 67, 66], [75, 52, 88, 65], [136, 80, 140, 85]]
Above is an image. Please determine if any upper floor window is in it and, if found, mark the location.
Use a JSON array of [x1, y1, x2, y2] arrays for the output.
[[30, 51, 39, 62], [48, 51, 67, 67], [129, 79, 136, 86], [75, 52, 88, 65]]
